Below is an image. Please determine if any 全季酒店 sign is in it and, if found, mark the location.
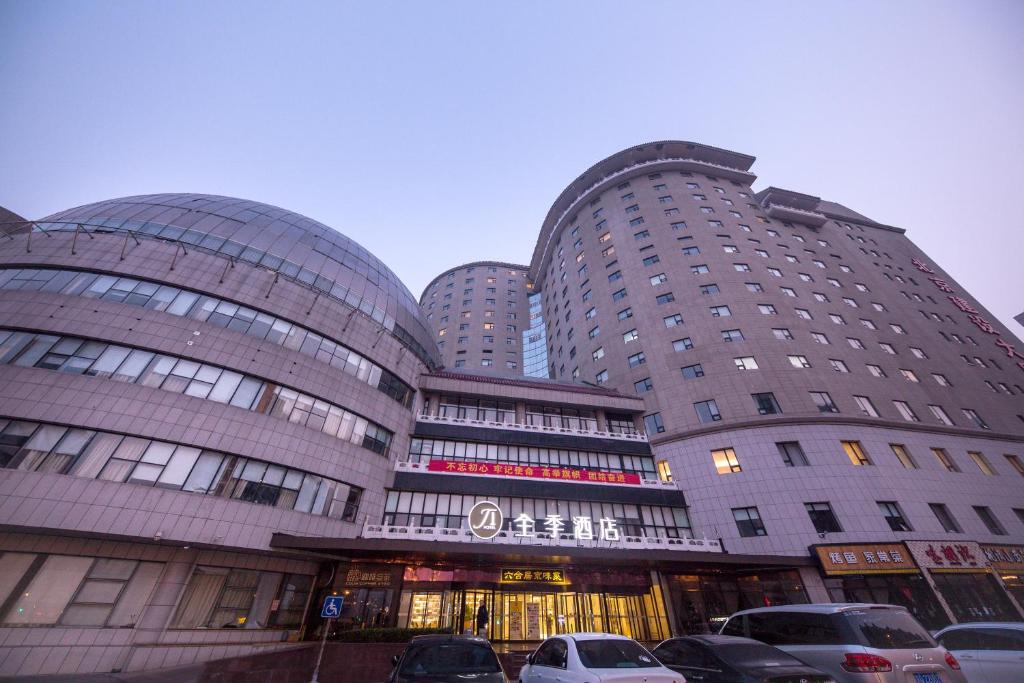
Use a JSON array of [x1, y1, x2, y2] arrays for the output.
[[427, 459, 641, 485], [815, 543, 918, 575]]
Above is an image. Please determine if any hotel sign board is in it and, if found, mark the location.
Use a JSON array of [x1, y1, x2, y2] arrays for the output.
[[815, 543, 918, 575], [428, 459, 641, 485]]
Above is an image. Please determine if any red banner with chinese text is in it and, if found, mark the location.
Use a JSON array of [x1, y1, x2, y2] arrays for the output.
[[427, 459, 642, 485]]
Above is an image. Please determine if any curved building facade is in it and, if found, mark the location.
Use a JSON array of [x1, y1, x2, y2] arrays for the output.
[[0, 195, 429, 673], [420, 261, 530, 375]]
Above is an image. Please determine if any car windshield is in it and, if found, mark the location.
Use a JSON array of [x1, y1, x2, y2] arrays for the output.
[[399, 642, 502, 676], [713, 644, 805, 667], [576, 639, 660, 669], [846, 609, 936, 649]]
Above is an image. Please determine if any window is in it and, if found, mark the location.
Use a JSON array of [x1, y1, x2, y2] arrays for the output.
[[612, 288, 628, 301], [860, 318, 877, 330], [721, 329, 744, 342], [879, 501, 912, 532], [843, 297, 858, 308], [788, 355, 811, 368], [642, 255, 660, 267], [1005, 454, 1024, 478], [644, 413, 665, 435], [592, 347, 604, 361], [681, 246, 700, 256], [843, 440, 872, 466], [879, 342, 896, 355], [928, 405, 954, 426], [691, 264, 710, 274], [777, 441, 809, 466], [772, 328, 793, 341], [930, 504, 962, 533], [962, 409, 989, 430], [811, 332, 830, 345], [805, 502, 843, 534], [681, 363, 704, 379], [968, 451, 997, 475], [810, 391, 839, 413], [794, 308, 812, 320], [829, 359, 850, 373], [933, 373, 951, 387], [699, 283, 720, 295], [752, 392, 781, 415], [663, 314, 683, 327], [634, 377, 653, 393], [931, 448, 961, 473], [829, 314, 846, 325], [608, 270, 622, 283], [655, 292, 675, 305], [709, 305, 731, 317], [595, 369, 608, 384], [627, 351, 646, 368], [758, 304, 778, 315], [694, 399, 721, 423], [973, 506, 1007, 535], [732, 507, 766, 537], [617, 307, 633, 321], [866, 363, 886, 378], [650, 273, 668, 285], [745, 282, 764, 293], [734, 356, 758, 370], [723, 244, 739, 254], [622, 329, 639, 344], [712, 447, 742, 474], [853, 395, 879, 417], [900, 369, 919, 383], [767, 267, 782, 277], [588, 326, 600, 339], [893, 401, 919, 422], [672, 337, 693, 352], [733, 263, 751, 273], [890, 444, 918, 469]]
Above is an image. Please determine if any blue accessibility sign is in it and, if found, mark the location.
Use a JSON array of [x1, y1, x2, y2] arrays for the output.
[[321, 595, 344, 619]]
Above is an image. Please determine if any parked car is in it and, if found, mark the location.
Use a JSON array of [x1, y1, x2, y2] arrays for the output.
[[719, 603, 966, 683], [934, 622, 1024, 683], [653, 634, 835, 682], [388, 634, 508, 683], [519, 632, 683, 683]]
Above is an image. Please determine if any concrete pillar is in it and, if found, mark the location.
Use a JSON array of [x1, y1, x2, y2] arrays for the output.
[[797, 566, 831, 603], [515, 401, 527, 425], [595, 410, 607, 432]]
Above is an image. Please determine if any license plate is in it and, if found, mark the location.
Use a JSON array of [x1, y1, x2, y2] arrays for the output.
[[913, 674, 942, 683]]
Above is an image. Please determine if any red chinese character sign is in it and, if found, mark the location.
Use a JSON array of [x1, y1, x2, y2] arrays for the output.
[[911, 258, 1024, 372], [427, 459, 641, 485], [906, 540, 990, 573]]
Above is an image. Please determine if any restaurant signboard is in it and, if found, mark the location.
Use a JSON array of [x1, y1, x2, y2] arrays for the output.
[[814, 543, 918, 575]]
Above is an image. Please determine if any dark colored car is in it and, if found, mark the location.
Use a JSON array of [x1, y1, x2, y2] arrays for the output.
[[653, 635, 835, 683], [387, 634, 508, 683]]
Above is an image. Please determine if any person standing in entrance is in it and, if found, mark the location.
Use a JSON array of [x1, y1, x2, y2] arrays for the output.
[[476, 601, 489, 638]]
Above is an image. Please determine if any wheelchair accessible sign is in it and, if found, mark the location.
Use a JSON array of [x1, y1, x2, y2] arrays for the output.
[[321, 595, 344, 618]]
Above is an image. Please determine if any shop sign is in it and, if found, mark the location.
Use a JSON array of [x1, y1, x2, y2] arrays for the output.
[[428, 459, 641, 485], [906, 540, 990, 573], [344, 565, 395, 588], [911, 258, 1024, 373], [981, 544, 1024, 571], [815, 543, 917, 575], [512, 512, 620, 541], [500, 567, 568, 584]]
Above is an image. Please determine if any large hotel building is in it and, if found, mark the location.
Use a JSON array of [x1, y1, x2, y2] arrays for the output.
[[1, 141, 1022, 676]]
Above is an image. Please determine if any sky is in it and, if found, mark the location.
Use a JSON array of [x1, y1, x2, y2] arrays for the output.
[[1, 0, 1022, 332]]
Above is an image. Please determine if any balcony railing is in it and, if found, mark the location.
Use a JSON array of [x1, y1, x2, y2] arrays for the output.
[[393, 459, 677, 489], [417, 413, 648, 443], [361, 522, 723, 553]]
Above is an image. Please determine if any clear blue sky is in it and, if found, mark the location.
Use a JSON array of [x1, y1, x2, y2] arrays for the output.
[[1, 0, 1022, 331]]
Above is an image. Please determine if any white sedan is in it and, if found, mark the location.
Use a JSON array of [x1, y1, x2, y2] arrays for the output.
[[519, 632, 684, 683], [934, 622, 1024, 683]]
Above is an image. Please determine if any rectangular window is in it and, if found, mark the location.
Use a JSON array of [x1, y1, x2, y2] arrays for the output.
[[842, 440, 872, 466], [893, 400, 919, 422], [805, 502, 843, 534], [777, 441, 809, 467], [681, 363, 704, 379], [1005, 454, 1024, 478], [734, 356, 758, 370], [732, 507, 766, 537], [962, 409, 989, 430], [853, 395, 879, 417], [752, 392, 781, 415], [721, 329, 744, 342], [663, 314, 683, 328], [712, 447, 742, 474], [931, 448, 960, 473], [709, 305, 731, 317], [622, 329, 639, 344], [968, 451, 996, 475], [930, 503, 962, 533], [650, 273, 668, 285], [928, 405, 954, 426], [699, 283, 720, 295], [655, 292, 675, 305], [890, 444, 918, 469], [973, 506, 1007, 535], [878, 501, 913, 532], [788, 355, 811, 368], [810, 391, 839, 413], [694, 399, 721, 423], [634, 377, 653, 393], [772, 328, 793, 340], [627, 351, 646, 368]]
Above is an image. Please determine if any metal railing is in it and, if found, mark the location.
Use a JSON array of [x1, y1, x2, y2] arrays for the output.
[[417, 413, 648, 442], [361, 522, 723, 553]]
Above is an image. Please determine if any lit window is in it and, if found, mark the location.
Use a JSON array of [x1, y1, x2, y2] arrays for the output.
[[968, 451, 997, 475], [712, 447, 742, 474], [842, 441, 872, 466], [890, 444, 918, 469]]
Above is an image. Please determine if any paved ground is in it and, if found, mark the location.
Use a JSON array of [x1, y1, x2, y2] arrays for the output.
[[0, 662, 204, 683]]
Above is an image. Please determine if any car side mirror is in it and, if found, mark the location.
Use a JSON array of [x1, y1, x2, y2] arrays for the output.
[[391, 654, 399, 666], [526, 653, 534, 664]]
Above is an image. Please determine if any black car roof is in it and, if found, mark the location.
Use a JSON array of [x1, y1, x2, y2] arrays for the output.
[[662, 635, 764, 646], [408, 634, 492, 646]]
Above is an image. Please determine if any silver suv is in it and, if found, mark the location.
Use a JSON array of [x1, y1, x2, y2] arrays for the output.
[[719, 603, 966, 683]]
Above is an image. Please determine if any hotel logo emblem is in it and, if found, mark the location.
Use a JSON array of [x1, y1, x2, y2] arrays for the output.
[[468, 501, 503, 539]]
